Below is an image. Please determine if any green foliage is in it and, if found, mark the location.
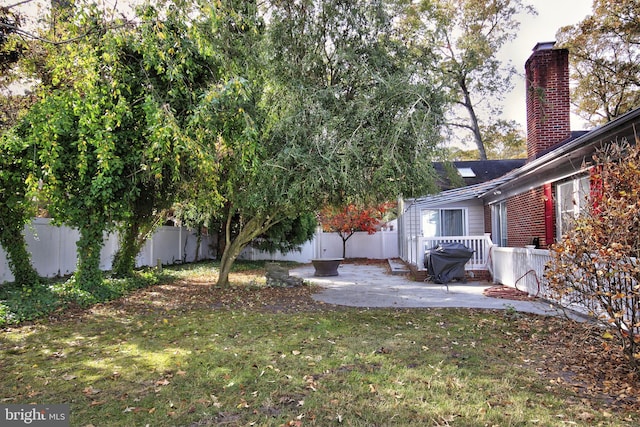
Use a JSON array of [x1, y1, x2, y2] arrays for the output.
[[266, 0, 443, 206], [0, 131, 40, 286], [15, 0, 250, 281], [441, 161, 467, 187], [210, 0, 446, 285], [396, 0, 535, 159], [557, 0, 640, 125], [483, 119, 527, 159], [0, 270, 164, 326], [18, 5, 141, 287], [251, 213, 317, 254], [546, 140, 640, 372], [7, 0, 446, 288], [0, 283, 59, 325]]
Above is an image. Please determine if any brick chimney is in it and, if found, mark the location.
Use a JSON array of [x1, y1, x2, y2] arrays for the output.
[[525, 42, 571, 161]]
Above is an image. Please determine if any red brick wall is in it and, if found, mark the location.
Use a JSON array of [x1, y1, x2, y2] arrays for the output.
[[525, 45, 571, 161], [483, 204, 492, 236], [506, 187, 550, 248]]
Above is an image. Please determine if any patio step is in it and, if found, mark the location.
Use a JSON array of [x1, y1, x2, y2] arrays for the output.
[[388, 258, 410, 275]]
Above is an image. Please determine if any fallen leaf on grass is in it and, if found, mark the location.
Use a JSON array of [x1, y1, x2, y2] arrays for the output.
[[303, 375, 317, 391], [83, 386, 101, 396]]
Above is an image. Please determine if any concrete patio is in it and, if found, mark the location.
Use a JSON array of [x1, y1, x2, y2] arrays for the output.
[[289, 261, 587, 321]]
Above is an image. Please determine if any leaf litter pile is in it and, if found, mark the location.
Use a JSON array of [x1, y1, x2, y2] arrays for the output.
[[1, 261, 640, 426]]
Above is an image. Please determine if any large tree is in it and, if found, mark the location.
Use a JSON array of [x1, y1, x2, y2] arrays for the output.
[[17, 0, 232, 286], [8, 0, 445, 288], [110, 0, 239, 276], [21, 15, 143, 288], [557, 0, 640, 125], [211, 0, 445, 286], [396, 0, 534, 160]]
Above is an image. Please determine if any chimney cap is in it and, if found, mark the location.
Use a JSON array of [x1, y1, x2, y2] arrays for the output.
[[532, 41, 556, 51]]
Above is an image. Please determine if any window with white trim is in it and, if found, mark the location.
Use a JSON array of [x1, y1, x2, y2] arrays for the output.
[[422, 209, 466, 237], [556, 175, 589, 238]]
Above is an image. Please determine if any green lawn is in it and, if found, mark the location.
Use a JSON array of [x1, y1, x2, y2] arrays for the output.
[[0, 261, 638, 426]]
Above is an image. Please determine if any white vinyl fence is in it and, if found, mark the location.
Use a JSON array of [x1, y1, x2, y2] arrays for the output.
[[239, 229, 399, 263], [1, 221, 399, 283], [491, 246, 552, 297], [0, 218, 216, 283]]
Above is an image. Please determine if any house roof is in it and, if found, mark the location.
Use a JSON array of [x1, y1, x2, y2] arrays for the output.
[[406, 175, 513, 208], [408, 106, 640, 209], [481, 106, 640, 200], [433, 159, 526, 190]]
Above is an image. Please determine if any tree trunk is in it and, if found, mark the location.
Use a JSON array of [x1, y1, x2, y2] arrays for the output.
[[113, 215, 159, 277], [215, 213, 282, 287], [0, 222, 39, 286], [112, 220, 141, 277], [340, 231, 354, 259], [194, 228, 202, 262], [75, 222, 105, 290], [217, 235, 246, 288], [460, 78, 488, 160]]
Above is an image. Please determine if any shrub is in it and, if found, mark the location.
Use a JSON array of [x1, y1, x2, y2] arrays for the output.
[[546, 139, 640, 371], [0, 269, 164, 326]]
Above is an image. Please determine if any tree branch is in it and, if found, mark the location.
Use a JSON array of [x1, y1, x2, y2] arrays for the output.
[[0, 19, 134, 45]]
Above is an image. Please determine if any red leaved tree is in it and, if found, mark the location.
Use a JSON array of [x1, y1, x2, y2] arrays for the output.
[[318, 202, 395, 258]]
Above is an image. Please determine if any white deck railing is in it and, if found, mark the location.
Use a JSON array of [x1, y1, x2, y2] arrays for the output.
[[417, 234, 493, 270]]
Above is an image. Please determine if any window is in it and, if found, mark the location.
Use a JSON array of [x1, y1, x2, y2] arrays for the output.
[[556, 175, 589, 237], [492, 201, 507, 247], [422, 209, 466, 237], [457, 167, 476, 178]]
